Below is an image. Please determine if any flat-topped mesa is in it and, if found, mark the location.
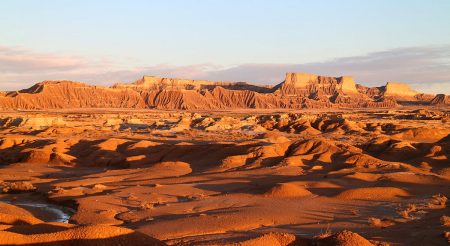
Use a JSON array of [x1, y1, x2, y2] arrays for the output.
[[276, 73, 359, 96], [383, 82, 418, 97], [19, 81, 99, 94], [113, 76, 274, 93], [114, 76, 235, 91]]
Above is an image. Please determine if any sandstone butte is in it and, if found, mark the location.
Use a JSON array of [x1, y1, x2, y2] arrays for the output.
[[0, 72, 447, 110]]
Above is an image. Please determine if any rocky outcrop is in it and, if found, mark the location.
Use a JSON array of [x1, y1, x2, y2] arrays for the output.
[[430, 94, 450, 105], [273, 73, 395, 108], [0, 73, 443, 110], [113, 76, 272, 93], [358, 82, 438, 105], [274, 73, 360, 96], [383, 82, 419, 99], [0, 81, 147, 110]]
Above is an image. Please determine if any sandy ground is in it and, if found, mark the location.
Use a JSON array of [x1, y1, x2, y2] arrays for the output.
[[0, 108, 449, 245]]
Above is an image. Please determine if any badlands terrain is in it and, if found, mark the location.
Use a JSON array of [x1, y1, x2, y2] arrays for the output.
[[1, 72, 449, 110], [0, 73, 449, 245]]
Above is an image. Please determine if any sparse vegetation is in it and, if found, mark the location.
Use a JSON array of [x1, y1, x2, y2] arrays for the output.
[[368, 217, 395, 228], [0, 181, 36, 193], [441, 215, 450, 227], [397, 203, 417, 219], [428, 194, 448, 208], [315, 224, 332, 239], [140, 201, 154, 210]]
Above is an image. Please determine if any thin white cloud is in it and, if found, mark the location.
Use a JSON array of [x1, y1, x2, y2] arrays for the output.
[[0, 44, 449, 94], [196, 45, 450, 94], [0, 46, 87, 73]]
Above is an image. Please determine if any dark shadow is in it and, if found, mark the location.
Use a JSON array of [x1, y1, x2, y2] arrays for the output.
[[1, 231, 165, 245], [6, 223, 70, 235]]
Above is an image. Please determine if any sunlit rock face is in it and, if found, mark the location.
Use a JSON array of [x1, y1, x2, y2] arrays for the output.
[[0, 72, 442, 110], [383, 81, 419, 97]]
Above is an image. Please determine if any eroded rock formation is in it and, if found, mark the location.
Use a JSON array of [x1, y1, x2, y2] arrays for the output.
[[0, 72, 444, 110]]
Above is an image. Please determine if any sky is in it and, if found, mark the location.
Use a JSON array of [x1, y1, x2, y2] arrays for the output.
[[1, 0, 450, 93]]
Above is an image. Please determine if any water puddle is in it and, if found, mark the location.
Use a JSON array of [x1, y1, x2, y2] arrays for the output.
[[1, 200, 74, 223]]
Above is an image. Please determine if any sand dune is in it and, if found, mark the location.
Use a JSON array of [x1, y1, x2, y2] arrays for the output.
[[264, 183, 313, 197]]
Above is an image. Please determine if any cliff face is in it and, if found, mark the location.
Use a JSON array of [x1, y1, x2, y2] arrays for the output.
[[113, 76, 273, 93], [113, 76, 222, 90], [383, 82, 419, 99], [430, 94, 450, 105], [0, 73, 442, 110], [0, 81, 147, 110], [275, 73, 359, 96]]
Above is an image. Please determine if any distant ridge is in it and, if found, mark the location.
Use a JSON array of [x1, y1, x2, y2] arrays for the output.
[[0, 72, 446, 110]]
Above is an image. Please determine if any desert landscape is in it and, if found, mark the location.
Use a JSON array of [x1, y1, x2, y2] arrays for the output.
[[0, 72, 449, 245]]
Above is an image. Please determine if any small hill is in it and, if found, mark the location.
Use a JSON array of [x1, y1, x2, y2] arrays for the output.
[[264, 183, 312, 197], [430, 94, 450, 105]]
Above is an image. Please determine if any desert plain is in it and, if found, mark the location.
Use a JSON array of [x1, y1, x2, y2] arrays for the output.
[[0, 73, 449, 245]]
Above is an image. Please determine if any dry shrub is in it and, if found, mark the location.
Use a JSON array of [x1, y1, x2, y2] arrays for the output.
[[397, 203, 417, 219], [140, 201, 154, 210], [315, 224, 332, 239], [92, 184, 107, 191], [127, 194, 139, 201], [368, 217, 395, 228], [428, 194, 448, 208], [441, 215, 450, 227], [48, 186, 65, 195], [368, 217, 382, 227], [0, 181, 36, 193], [444, 231, 450, 243]]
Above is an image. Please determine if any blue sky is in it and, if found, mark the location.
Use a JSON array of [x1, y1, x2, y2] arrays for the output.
[[1, 0, 450, 93]]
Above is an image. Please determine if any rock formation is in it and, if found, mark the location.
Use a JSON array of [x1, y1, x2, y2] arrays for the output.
[[383, 82, 419, 98], [274, 73, 359, 96], [113, 75, 272, 93], [0, 72, 443, 110], [430, 94, 450, 105], [0, 81, 147, 110]]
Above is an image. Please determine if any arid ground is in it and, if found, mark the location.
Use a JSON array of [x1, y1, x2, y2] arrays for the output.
[[0, 108, 449, 245]]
